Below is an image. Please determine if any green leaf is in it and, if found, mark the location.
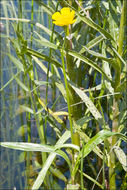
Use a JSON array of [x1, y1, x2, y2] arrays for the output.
[[70, 83, 103, 125], [27, 48, 61, 68], [81, 131, 126, 159], [74, 121, 103, 159], [114, 146, 127, 172], [7, 54, 24, 72], [76, 116, 93, 126], [82, 46, 119, 71], [76, 12, 115, 41], [50, 166, 67, 182], [73, 130, 127, 176], [80, 35, 104, 54], [33, 154, 56, 189], [68, 50, 112, 82], [56, 149, 71, 169], [35, 22, 53, 35], [108, 0, 119, 46], [79, 170, 103, 189], [18, 105, 34, 114], [55, 144, 80, 152], [0, 71, 21, 92], [32, 56, 66, 99], [111, 47, 126, 66], [34, 38, 57, 50], [82, 130, 113, 158], [17, 125, 28, 136], [32, 130, 71, 190], [34, 0, 54, 16], [34, 80, 49, 86], [14, 76, 29, 92], [83, 84, 102, 92], [115, 133, 127, 142], [116, 80, 127, 95], [0, 143, 71, 170], [0, 142, 55, 152], [34, 32, 58, 50]]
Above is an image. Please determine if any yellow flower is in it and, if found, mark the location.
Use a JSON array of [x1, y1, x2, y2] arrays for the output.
[[52, 7, 76, 26]]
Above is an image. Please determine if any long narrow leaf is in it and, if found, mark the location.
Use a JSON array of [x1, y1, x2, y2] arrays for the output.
[[77, 14, 115, 41], [32, 56, 66, 98], [68, 50, 112, 82], [80, 35, 104, 54], [32, 130, 71, 190], [50, 166, 67, 182], [34, 31, 57, 49], [70, 83, 104, 125], [82, 46, 119, 71], [7, 54, 24, 72], [114, 146, 127, 172], [79, 170, 103, 189], [0, 71, 21, 92], [14, 76, 29, 92], [27, 48, 61, 68], [0, 142, 55, 152], [38, 98, 64, 125], [73, 130, 127, 176]]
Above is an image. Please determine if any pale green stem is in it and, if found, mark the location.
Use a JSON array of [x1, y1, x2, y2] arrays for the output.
[[61, 40, 74, 144], [109, 1, 127, 189], [114, 0, 127, 89], [64, 25, 82, 185], [61, 38, 74, 184]]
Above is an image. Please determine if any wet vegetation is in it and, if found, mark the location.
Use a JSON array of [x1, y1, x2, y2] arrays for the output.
[[0, 0, 127, 189]]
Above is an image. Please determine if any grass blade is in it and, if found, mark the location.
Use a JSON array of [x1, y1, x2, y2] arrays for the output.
[[32, 130, 71, 190], [70, 83, 103, 125], [68, 50, 112, 82], [7, 54, 24, 72]]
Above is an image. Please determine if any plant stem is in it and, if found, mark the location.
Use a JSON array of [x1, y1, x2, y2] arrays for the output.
[[63, 25, 82, 184], [81, 141, 84, 189], [109, 1, 127, 189], [61, 42, 74, 144], [61, 40, 74, 184], [109, 98, 119, 190], [114, 0, 127, 89], [65, 26, 82, 121]]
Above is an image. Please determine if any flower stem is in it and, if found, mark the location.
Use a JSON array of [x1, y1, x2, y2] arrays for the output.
[[64, 25, 81, 185], [61, 38, 75, 185], [61, 41, 74, 144]]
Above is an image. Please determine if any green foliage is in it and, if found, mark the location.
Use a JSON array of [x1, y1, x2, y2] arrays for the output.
[[0, 0, 126, 189]]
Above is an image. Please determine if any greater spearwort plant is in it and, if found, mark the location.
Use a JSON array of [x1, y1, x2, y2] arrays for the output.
[[0, 1, 127, 190], [52, 8, 80, 184]]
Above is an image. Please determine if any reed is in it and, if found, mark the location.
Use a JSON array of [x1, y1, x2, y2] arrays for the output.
[[0, 0, 127, 189]]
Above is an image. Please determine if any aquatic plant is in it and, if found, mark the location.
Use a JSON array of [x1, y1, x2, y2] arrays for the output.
[[0, 0, 127, 189]]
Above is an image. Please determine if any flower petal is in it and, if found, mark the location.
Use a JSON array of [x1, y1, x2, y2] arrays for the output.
[[60, 7, 70, 15], [53, 21, 65, 26], [70, 10, 75, 19], [52, 12, 61, 20], [70, 19, 76, 24], [52, 7, 76, 26]]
